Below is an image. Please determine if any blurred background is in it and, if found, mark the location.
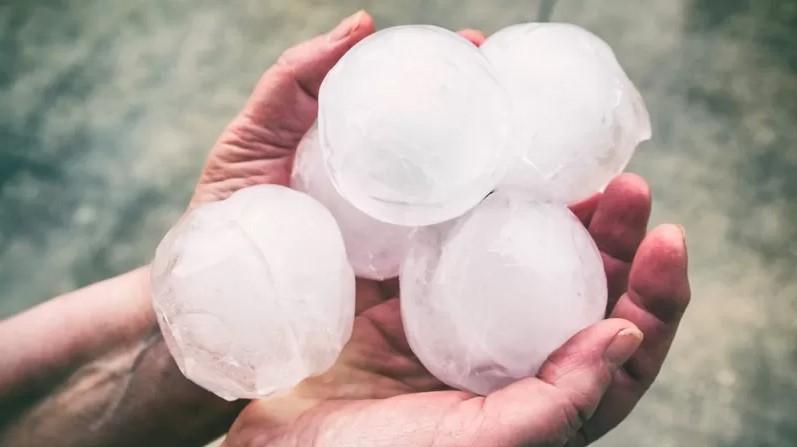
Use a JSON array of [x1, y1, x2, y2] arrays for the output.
[[1, 0, 795, 445]]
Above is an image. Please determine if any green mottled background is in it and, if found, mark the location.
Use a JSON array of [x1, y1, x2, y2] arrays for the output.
[[1, 0, 795, 445]]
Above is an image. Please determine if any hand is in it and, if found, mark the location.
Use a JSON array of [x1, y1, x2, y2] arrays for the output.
[[191, 11, 691, 447]]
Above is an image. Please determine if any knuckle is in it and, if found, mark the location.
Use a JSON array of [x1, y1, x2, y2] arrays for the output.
[[275, 44, 303, 74], [531, 385, 591, 446], [558, 392, 591, 440]]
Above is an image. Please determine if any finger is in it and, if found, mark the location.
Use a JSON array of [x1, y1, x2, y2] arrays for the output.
[[589, 174, 651, 262], [192, 12, 375, 205], [457, 29, 487, 46], [588, 173, 651, 309], [243, 11, 375, 123], [577, 225, 690, 444], [477, 319, 642, 446], [570, 192, 602, 227]]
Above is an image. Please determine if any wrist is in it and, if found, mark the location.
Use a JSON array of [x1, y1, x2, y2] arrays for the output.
[[0, 266, 246, 447], [0, 266, 154, 401]]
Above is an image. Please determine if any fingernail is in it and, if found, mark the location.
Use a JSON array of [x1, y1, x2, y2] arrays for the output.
[[328, 11, 364, 42], [604, 328, 643, 369], [676, 225, 687, 257]]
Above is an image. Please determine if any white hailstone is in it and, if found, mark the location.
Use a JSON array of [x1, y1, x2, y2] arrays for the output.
[[400, 191, 607, 395], [482, 23, 652, 204], [150, 185, 355, 400], [291, 126, 413, 280], [318, 25, 512, 226]]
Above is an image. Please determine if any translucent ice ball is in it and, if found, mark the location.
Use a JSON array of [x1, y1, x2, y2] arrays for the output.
[[482, 23, 652, 204], [291, 126, 413, 280], [400, 191, 607, 395], [151, 185, 355, 400], [318, 25, 511, 226]]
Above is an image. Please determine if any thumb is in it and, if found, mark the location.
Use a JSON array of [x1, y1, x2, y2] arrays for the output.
[[192, 11, 375, 206], [242, 10, 375, 132], [482, 319, 643, 446]]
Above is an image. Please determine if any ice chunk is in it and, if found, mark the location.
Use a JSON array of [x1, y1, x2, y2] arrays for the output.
[[318, 25, 512, 226], [400, 191, 607, 395], [291, 126, 412, 280], [482, 23, 651, 204], [150, 185, 355, 400]]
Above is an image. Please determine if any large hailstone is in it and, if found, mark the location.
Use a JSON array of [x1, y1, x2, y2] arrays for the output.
[[318, 25, 511, 226], [150, 185, 355, 400], [400, 191, 607, 395], [482, 23, 652, 204], [291, 126, 413, 280]]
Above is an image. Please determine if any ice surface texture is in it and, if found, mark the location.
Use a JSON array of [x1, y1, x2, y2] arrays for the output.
[[150, 185, 355, 400], [482, 23, 651, 204], [291, 126, 412, 280], [400, 191, 608, 395], [318, 25, 512, 226]]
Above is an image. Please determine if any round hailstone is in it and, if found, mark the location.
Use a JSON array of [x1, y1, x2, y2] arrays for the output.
[[318, 25, 511, 226], [482, 23, 652, 205], [291, 126, 413, 280], [150, 185, 355, 400], [400, 191, 607, 395]]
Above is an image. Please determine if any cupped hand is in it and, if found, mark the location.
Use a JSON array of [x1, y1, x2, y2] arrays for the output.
[[189, 11, 691, 447]]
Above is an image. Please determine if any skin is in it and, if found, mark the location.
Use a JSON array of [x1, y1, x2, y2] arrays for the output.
[[0, 10, 690, 447]]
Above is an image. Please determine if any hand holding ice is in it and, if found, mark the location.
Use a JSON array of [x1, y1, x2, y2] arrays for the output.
[[152, 21, 651, 401], [150, 185, 355, 400], [400, 192, 607, 395], [482, 23, 651, 204], [318, 25, 511, 226]]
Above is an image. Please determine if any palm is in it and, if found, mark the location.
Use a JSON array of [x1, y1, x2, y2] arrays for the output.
[[223, 181, 670, 447], [297, 193, 629, 402], [190, 12, 689, 446]]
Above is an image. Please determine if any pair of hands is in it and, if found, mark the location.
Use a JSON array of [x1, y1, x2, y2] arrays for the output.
[[189, 11, 690, 447]]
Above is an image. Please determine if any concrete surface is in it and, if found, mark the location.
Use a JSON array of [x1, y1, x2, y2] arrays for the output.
[[1, 0, 795, 445]]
